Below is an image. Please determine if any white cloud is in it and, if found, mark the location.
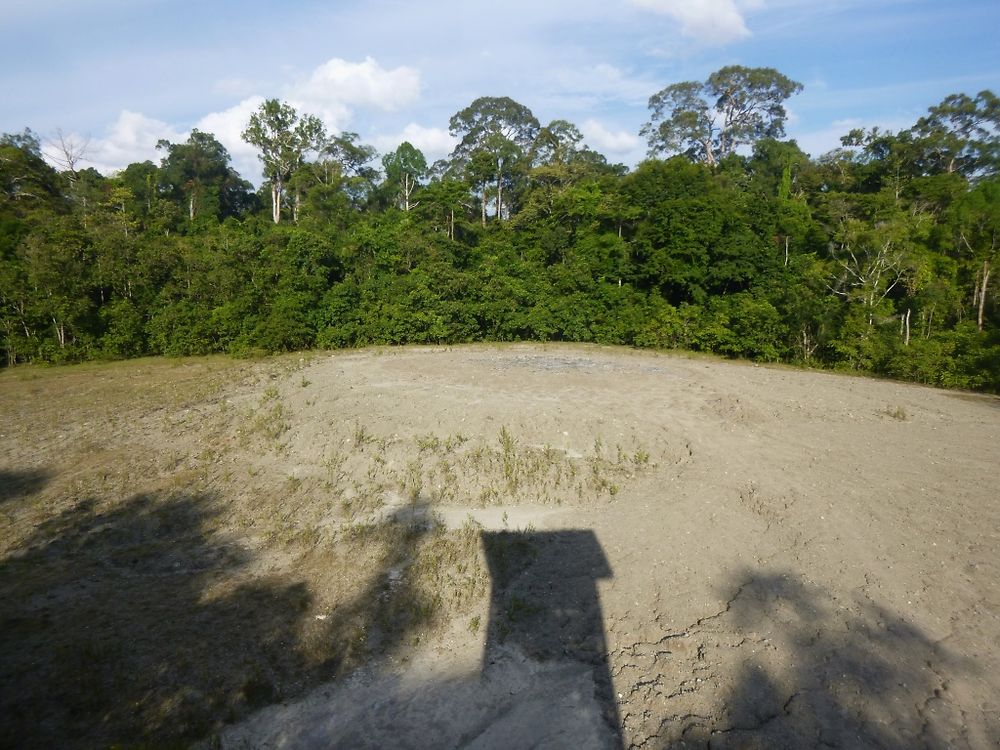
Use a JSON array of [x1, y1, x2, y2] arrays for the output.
[[547, 63, 656, 109], [373, 123, 457, 164], [790, 118, 859, 158], [202, 57, 423, 182], [59, 56, 426, 182], [629, 0, 760, 44], [289, 57, 421, 123], [76, 110, 185, 174], [784, 104, 802, 128], [581, 119, 641, 155], [195, 96, 266, 183]]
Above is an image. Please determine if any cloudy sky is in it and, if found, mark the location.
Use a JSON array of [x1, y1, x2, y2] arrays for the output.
[[3, 0, 997, 183]]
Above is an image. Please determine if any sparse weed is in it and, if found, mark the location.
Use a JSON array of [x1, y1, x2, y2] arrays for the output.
[[239, 401, 290, 445], [880, 405, 908, 421], [255, 403, 290, 441], [478, 485, 501, 506], [498, 426, 517, 486], [323, 451, 346, 480], [443, 433, 468, 452], [198, 447, 220, 464], [416, 433, 442, 453], [352, 422, 374, 448], [403, 459, 423, 502]]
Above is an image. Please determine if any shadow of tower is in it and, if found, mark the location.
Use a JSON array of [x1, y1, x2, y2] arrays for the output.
[[481, 530, 622, 749]]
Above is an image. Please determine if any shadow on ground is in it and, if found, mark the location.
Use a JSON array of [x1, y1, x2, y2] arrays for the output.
[[1, 489, 305, 747], [661, 570, 992, 749], [218, 544, 995, 749], [481, 529, 622, 747], [0, 468, 50, 504], [3, 476, 993, 748], [215, 528, 624, 749], [0, 482, 444, 749]]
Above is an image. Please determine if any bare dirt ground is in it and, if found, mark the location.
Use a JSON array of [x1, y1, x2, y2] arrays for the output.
[[1, 343, 998, 748]]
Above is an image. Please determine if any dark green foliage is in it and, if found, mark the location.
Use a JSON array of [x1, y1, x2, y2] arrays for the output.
[[157, 130, 255, 225], [1, 84, 999, 391]]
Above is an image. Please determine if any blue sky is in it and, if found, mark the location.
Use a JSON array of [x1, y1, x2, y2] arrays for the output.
[[2, 0, 998, 183]]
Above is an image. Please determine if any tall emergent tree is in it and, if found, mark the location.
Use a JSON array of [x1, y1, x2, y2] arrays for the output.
[[321, 131, 379, 209], [448, 97, 540, 223], [909, 90, 999, 179], [382, 142, 427, 212], [642, 66, 802, 166], [948, 177, 1000, 330], [532, 119, 585, 167], [157, 130, 253, 223], [242, 99, 325, 223]]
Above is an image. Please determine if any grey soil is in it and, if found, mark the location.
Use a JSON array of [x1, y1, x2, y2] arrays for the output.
[[2, 344, 998, 748]]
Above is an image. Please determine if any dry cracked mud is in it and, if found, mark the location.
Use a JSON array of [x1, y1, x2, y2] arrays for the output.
[[1, 344, 998, 748]]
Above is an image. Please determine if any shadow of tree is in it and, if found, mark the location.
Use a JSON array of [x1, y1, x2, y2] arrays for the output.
[[309, 503, 440, 671], [0, 490, 318, 748], [0, 488, 477, 749], [198, 537, 995, 749], [0, 468, 50, 505], [685, 569, 987, 749], [9, 481, 989, 750]]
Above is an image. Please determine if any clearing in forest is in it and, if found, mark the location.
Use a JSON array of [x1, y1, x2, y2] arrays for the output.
[[1, 344, 998, 748]]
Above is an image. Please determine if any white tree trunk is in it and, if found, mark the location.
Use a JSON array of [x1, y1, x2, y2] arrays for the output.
[[271, 181, 282, 224], [53, 318, 66, 348], [703, 139, 716, 167], [496, 157, 504, 222], [978, 259, 991, 331]]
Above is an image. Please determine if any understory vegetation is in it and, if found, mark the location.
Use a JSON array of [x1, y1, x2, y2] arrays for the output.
[[2, 71, 998, 390]]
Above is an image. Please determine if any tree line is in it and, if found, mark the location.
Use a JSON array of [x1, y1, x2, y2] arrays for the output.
[[1, 66, 998, 390]]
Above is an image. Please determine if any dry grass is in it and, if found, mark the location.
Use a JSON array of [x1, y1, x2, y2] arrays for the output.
[[0, 349, 669, 747], [0, 354, 493, 748]]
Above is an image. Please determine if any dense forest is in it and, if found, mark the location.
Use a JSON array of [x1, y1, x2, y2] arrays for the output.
[[2, 67, 998, 390]]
